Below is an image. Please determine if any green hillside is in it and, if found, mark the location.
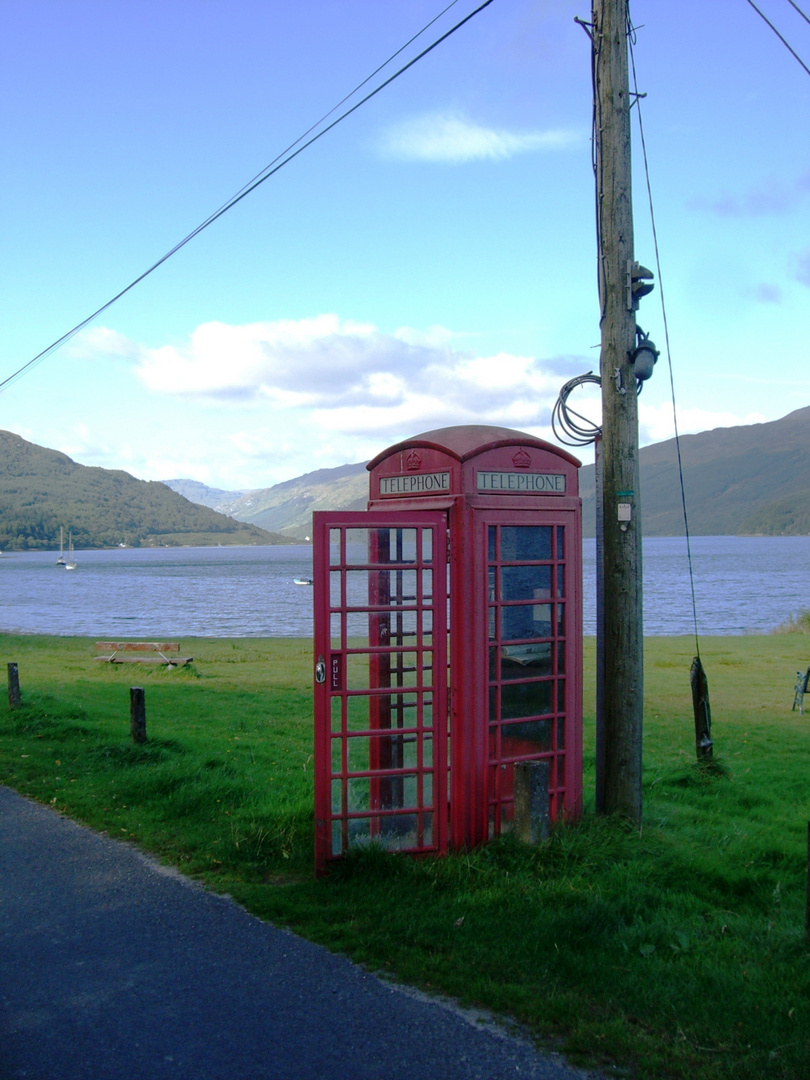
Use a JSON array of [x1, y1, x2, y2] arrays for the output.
[[580, 405, 810, 536], [216, 462, 369, 539], [0, 431, 292, 550]]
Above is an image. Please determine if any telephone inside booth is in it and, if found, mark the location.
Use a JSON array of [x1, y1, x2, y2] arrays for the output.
[[313, 426, 582, 873]]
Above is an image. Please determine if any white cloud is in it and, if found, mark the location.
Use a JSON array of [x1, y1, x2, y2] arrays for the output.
[[380, 111, 577, 163], [64, 316, 587, 483], [638, 402, 767, 445]]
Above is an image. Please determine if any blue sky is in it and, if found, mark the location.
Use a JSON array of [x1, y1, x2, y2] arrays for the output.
[[1, 0, 808, 490]]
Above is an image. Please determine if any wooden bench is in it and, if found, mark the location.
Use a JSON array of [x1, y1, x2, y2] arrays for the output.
[[95, 642, 193, 666]]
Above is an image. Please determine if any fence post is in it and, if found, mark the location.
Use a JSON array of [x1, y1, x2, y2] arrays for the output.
[[513, 760, 551, 845], [7, 663, 21, 709], [130, 687, 147, 744]]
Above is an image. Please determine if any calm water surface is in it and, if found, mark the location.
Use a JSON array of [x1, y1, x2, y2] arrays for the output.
[[1, 536, 807, 638]]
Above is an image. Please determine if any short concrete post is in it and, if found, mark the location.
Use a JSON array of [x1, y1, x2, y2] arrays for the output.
[[513, 760, 551, 844], [130, 687, 147, 744], [8, 663, 21, 709]]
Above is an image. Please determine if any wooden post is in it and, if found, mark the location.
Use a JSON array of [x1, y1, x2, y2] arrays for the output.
[[592, 0, 644, 823], [130, 687, 147, 744], [7, 663, 21, 709], [513, 761, 551, 844]]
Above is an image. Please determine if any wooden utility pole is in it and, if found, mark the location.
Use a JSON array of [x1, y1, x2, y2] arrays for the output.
[[592, 0, 643, 822]]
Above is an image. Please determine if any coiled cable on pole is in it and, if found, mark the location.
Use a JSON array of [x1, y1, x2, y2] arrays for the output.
[[551, 372, 602, 446]]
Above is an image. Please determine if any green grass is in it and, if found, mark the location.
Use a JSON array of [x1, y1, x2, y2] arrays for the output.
[[1, 632, 809, 1079]]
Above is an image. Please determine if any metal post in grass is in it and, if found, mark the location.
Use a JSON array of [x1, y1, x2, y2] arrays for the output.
[[130, 687, 147, 744], [7, 663, 21, 709]]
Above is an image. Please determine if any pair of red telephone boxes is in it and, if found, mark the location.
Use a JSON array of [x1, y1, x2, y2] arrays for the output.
[[312, 425, 582, 872]]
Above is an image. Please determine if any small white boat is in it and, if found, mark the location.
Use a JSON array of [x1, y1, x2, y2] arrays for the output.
[[56, 527, 66, 566], [293, 577, 313, 586], [65, 532, 77, 571]]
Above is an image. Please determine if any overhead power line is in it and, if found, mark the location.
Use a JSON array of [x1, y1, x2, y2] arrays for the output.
[[0, 0, 494, 395], [785, 0, 810, 28], [744, 0, 810, 77]]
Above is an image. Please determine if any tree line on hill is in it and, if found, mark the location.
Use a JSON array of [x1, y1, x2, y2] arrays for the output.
[[0, 431, 289, 550]]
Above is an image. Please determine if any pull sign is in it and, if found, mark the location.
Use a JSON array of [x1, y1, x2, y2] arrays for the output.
[[330, 654, 343, 692]]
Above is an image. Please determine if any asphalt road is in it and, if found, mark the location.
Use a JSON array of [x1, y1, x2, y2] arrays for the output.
[[0, 786, 601, 1080]]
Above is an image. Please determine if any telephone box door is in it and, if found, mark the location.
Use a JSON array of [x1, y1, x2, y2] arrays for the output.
[[313, 511, 448, 872]]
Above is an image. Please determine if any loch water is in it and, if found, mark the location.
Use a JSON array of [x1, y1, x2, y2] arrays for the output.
[[0, 536, 808, 638]]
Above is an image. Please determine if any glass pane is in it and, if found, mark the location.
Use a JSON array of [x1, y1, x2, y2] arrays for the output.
[[345, 610, 370, 643], [422, 772, 434, 806], [557, 604, 565, 635], [557, 679, 566, 715], [488, 526, 496, 561], [377, 814, 425, 851], [501, 604, 541, 642], [557, 642, 566, 675], [331, 778, 343, 813], [329, 530, 343, 567], [499, 642, 552, 678], [346, 569, 371, 607], [381, 650, 422, 687], [332, 820, 343, 856], [402, 774, 418, 809], [330, 570, 342, 608], [499, 680, 553, 720], [500, 718, 553, 753], [331, 737, 343, 775], [346, 736, 369, 773], [346, 695, 372, 731], [385, 609, 418, 644], [331, 696, 343, 733], [346, 652, 371, 691], [330, 612, 342, 650], [354, 732, 431, 771], [501, 565, 551, 602], [344, 529, 371, 565], [557, 564, 565, 599], [557, 716, 566, 749], [347, 778, 370, 812], [422, 698, 434, 728], [500, 526, 552, 561], [421, 569, 433, 602], [382, 528, 417, 564], [421, 528, 434, 564]]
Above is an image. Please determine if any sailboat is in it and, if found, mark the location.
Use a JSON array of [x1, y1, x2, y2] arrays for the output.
[[56, 526, 66, 566], [65, 532, 77, 571]]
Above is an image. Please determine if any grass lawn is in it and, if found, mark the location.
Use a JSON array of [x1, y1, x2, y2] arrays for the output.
[[1, 631, 809, 1079]]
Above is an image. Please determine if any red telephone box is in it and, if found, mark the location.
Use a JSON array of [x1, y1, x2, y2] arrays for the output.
[[313, 425, 582, 871]]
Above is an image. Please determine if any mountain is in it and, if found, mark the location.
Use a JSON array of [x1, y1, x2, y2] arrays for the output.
[[0, 431, 294, 550], [209, 462, 370, 540], [161, 478, 252, 510], [156, 406, 810, 542], [578, 405, 810, 536]]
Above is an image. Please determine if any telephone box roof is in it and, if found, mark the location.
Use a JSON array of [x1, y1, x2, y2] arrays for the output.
[[367, 425, 581, 471]]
